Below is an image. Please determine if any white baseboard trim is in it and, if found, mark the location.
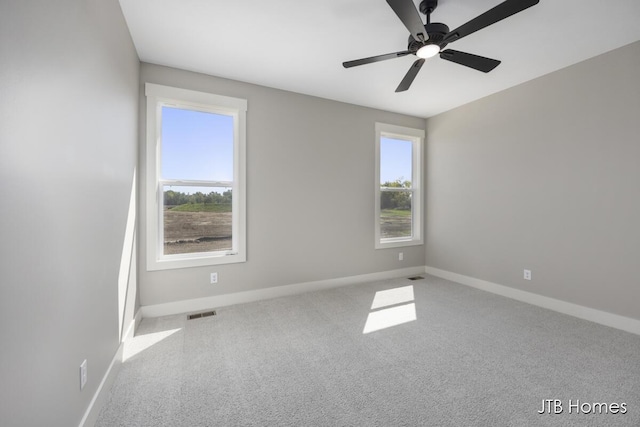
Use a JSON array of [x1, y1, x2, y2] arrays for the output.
[[425, 266, 640, 336], [79, 309, 142, 427], [141, 266, 426, 318]]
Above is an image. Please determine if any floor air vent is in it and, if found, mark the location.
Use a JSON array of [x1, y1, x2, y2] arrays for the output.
[[188, 310, 217, 320], [407, 276, 424, 281]]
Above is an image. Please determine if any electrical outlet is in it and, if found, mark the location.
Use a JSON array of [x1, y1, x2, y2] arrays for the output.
[[524, 269, 532, 281], [399, 252, 404, 261], [210, 272, 218, 284], [80, 359, 87, 390]]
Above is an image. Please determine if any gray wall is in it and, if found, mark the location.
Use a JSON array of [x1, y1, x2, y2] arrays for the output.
[[425, 41, 640, 321], [139, 63, 425, 307], [0, 1, 139, 425]]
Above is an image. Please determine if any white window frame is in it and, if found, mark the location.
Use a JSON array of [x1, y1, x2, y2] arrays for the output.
[[374, 122, 424, 249], [145, 83, 247, 271]]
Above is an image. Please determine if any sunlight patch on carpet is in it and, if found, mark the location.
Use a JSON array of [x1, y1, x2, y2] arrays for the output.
[[364, 285, 416, 334], [123, 328, 181, 361], [363, 303, 416, 334], [370, 285, 414, 309]]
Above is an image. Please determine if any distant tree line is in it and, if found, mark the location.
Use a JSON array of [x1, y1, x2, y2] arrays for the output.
[[164, 189, 232, 206], [164, 183, 407, 210], [381, 179, 412, 210]]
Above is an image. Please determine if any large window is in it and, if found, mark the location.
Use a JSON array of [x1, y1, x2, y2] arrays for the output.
[[375, 123, 424, 249], [145, 83, 246, 270]]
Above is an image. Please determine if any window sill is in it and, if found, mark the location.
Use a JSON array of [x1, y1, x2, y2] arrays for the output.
[[147, 252, 246, 271], [375, 238, 423, 250]]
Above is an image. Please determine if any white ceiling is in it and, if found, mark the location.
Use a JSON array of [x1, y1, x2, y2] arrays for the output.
[[119, 0, 640, 118]]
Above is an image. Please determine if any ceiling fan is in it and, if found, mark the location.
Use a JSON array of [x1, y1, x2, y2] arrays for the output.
[[343, 0, 539, 92]]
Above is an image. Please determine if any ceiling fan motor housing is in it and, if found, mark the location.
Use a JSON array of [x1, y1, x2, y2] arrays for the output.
[[408, 22, 449, 52]]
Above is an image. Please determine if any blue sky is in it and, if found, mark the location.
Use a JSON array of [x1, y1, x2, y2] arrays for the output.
[[162, 107, 411, 192], [161, 106, 233, 185], [380, 137, 412, 184]]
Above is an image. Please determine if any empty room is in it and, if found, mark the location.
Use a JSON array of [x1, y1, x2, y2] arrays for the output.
[[2, 0, 640, 426]]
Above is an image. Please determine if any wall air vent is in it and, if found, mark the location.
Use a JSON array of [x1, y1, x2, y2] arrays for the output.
[[188, 310, 217, 320]]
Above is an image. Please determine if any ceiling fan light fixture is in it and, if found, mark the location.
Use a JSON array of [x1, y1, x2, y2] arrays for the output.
[[416, 43, 441, 59]]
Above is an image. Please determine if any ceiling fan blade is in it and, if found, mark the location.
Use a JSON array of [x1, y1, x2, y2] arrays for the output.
[[443, 0, 539, 44], [440, 49, 501, 72], [343, 51, 411, 68], [395, 59, 425, 92], [386, 0, 428, 42]]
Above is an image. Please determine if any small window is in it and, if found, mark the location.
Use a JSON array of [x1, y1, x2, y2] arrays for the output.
[[145, 83, 247, 270], [375, 123, 424, 249]]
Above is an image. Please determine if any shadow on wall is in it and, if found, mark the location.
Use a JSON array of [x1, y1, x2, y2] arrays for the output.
[[119, 169, 137, 342]]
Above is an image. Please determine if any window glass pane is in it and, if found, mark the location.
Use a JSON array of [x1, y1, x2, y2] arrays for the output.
[[380, 137, 412, 187], [163, 185, 232, 255], [380, 190, 412, 239], [161, 107, 234, 181]]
